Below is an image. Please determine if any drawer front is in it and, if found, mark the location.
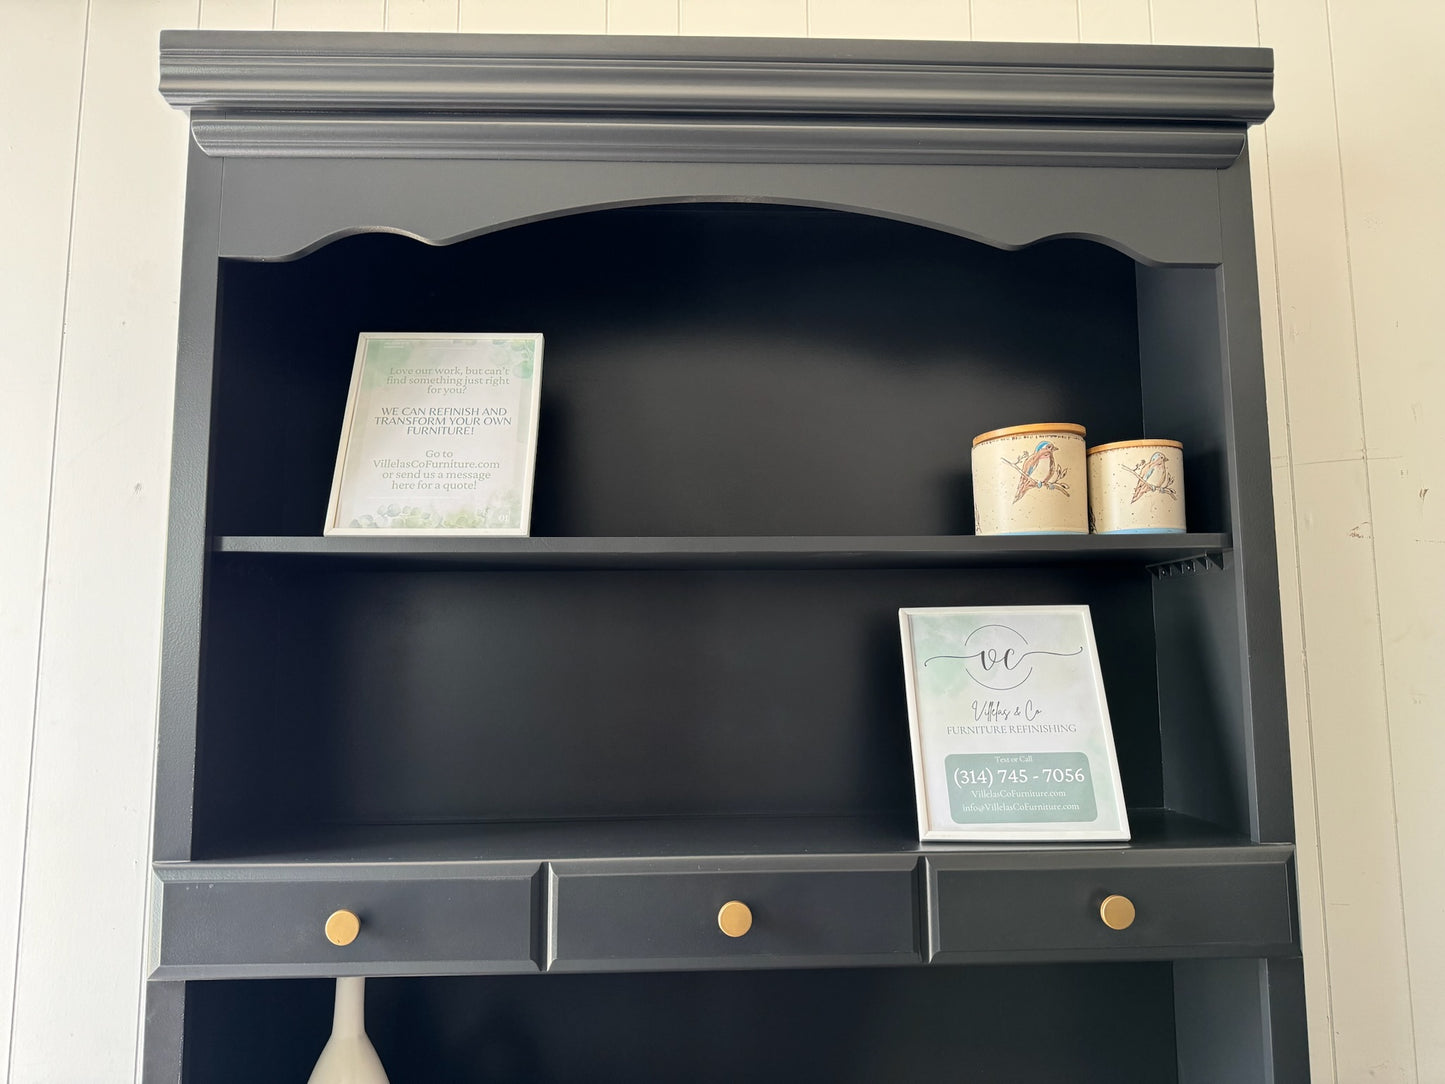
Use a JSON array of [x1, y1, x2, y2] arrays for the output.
[[551, 863, 920, 971], [929, 851, 1295, 962], [154, 866, 539, 978]]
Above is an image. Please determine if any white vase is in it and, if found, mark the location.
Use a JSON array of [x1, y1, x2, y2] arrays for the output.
[[307, 978, 390, 1084]]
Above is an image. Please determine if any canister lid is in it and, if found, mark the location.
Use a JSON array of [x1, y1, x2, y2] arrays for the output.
[[1086, 438, 1184, 454], [972, 422, 1086, 447]]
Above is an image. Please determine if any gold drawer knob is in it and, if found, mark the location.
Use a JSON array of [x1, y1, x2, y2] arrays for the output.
[[717, 900, 753, 938], [325, 909, 361, 946], [1100, 894, 1136, 931]]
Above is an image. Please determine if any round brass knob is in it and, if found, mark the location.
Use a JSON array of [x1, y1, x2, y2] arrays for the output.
[[325, 909, 361, 946], [1100, 894, 1136, 931], [717, 900, 753, 938]]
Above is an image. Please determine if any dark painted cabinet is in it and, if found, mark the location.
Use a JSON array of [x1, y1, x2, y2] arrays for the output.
[[146, 32, 1305, 1083], [153, 864, 541, 978], [549, 860, 921, 972], [927, 847, 1297, 963]]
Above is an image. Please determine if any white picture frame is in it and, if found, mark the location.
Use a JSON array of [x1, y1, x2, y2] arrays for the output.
[[899, 605, 1130, 842], [324, 333, 544, 537]]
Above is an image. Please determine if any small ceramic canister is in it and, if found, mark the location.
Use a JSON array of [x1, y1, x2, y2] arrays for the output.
[[1087, 439, 1186, 533], [972, 423, 1088, 535]]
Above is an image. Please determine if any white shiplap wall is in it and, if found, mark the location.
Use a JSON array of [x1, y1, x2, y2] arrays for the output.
[[2, 1, 1437, 1080]]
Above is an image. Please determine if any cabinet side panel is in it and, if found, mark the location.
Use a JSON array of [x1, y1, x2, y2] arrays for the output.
[[1175, 956, 1310, 1084], [1153, 567, 1248, 835], [1174, 958, 1268, 1084], [1136, 265, 1229, 537], [141, 981, 185, 1084], [1215, 153, 1293, 844], [155, 142, 223, 863], [1138, 263, 1250, 836], [1265, 956, 1311, 1084]]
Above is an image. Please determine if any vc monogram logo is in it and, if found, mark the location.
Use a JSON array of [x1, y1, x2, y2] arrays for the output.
[[924, 623, 1082, 692]]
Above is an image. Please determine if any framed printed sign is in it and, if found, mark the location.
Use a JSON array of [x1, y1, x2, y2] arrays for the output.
[[324, 333, 544, 536], [899, 605, 1129, 842]]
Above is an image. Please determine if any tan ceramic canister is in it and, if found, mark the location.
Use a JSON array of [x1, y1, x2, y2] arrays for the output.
[[972, 423, 1088, 535], [1087, 439, 1186, 533]]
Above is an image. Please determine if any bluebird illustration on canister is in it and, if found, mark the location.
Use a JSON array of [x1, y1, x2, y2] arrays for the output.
[[1124, 450, 1177, 503], [1005, 440, 1071, 504]]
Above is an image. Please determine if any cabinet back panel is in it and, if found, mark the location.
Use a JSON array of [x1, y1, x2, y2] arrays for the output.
[[194, 563, 1160, 851], [210, 205, 1147, 537], [184, 964, 1177, 1084]]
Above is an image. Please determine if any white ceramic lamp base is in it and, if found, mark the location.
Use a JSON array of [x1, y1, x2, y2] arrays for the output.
[[308, 978, 390, 1084]]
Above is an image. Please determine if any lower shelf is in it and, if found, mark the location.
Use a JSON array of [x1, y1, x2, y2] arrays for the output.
[[151, 811, 1297, 981], [190, 808, 1249, 864], [180, 964, 1185, 1084]]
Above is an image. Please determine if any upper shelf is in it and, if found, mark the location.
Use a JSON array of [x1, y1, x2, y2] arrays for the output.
[[212, 533, 1228, 571]]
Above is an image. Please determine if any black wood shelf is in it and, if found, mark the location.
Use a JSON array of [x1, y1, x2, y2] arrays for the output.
[[188, 808, 1257, 865], [212, 533, 1230, 571], [152, 810, 1297, 982]]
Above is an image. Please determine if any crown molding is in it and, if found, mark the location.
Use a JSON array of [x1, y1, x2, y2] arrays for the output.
[[161, 33, 1274, 168]]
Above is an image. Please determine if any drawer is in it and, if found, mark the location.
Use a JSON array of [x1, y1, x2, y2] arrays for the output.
[[550, 860, 921, 971], [152, 862, 539, 979], [928, 847, 1296, 963]]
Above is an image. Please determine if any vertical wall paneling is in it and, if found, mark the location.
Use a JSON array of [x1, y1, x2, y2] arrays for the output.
[[1328, 0, 1445, 1077], [678, 0, 807, 37], [1289, 461, 1415, 1082], [1076, 0, 1149, 44], [1250, 122, 1337, 1084], [1326, 6, 1445, 464], [1254, 0, 1364, 463], [1224, 0, 1341, 1063], [1149, 0, 1257, 45], [386, 0, 461, 30], [969, 0, 1078, 42], [5, 1, 197, 1079], [0, 0, 89, 1072], [606, 0, 677, 34], [807, 0, 971, 41], [273, 0, 384, 30], [1270, 459, 1337, 1084], [198, 0, 276, 29], [1363, 451, 1443, 1081], [1256, 0, 1418, 1079], [460, 0, 605, 33]]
